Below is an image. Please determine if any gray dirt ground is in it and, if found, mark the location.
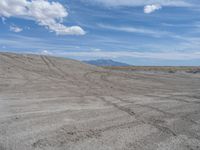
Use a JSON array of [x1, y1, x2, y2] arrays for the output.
[[0, 52, 200, 150]]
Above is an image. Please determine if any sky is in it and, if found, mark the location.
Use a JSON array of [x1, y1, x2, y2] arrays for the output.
[[0, 0, 200, 66]]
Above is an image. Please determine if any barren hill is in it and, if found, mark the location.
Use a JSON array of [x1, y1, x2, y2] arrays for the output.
[[0, 52, 200, 150]]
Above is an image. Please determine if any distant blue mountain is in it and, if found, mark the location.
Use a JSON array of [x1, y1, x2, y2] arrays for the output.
[[83, 59, 130, 66]]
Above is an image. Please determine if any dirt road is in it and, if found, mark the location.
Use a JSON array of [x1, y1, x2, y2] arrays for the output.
[[0, 53, 200, 150]]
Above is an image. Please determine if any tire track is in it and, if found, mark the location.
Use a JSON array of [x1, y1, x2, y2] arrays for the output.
[[41, 56, 82, 88], [100, 72, 155, 93], [40, 55, 65, 79], [98, 96, 177, 137], [32, 121, 140, 148], [98, 96, 136, 116], [145, 94, 200, 105], [42, 56, 67, 79], [83, 71, 131, 94], [1, 54, 46, 83], [135, 104, 173, 117]]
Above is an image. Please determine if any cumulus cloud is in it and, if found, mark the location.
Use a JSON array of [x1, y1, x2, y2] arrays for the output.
[[41, 50, 52, 55], [84, 0, 191, 7], [144, 4, 162, 14], [9, 25, 23, 33], [0, 0, 85, 35]]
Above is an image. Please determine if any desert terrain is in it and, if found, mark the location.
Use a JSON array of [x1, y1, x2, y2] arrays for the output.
[[0, 52, 200, 150]]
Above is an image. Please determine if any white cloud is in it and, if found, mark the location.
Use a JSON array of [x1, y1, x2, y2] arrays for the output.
[[98, 24, 171, 37], [0, 0, 85, 35], [84, 0, 191, 7], [9, 25, 23, 33], [144, 4, 162, 14], [41, 50, 52, 55], [92, 48, 102, 52], [54, 51, 200, 60]]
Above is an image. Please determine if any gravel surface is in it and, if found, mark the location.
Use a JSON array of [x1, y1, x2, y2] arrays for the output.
[[0, 52, 200, 150]]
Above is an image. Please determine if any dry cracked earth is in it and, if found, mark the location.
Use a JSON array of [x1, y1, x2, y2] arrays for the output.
[[0, 52, 200, 150]]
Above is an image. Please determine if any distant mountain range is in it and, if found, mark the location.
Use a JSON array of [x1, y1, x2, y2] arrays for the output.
[[83, 59, 130, 66]]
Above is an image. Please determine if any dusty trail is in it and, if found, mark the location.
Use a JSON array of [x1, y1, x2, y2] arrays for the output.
[[0, 52, 200, 150]]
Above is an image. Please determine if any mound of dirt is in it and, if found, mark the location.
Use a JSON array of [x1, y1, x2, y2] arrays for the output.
[[0, 52, 200, 150]]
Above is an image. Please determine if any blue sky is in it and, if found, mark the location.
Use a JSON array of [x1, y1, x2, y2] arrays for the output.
[[0, 0, 200, 66]]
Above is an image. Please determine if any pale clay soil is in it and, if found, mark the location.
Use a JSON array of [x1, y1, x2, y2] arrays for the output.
[[0, 52, 200, 150]]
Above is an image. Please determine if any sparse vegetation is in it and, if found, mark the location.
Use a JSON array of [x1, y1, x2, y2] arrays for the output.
[[103, 66, 200, 73]]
